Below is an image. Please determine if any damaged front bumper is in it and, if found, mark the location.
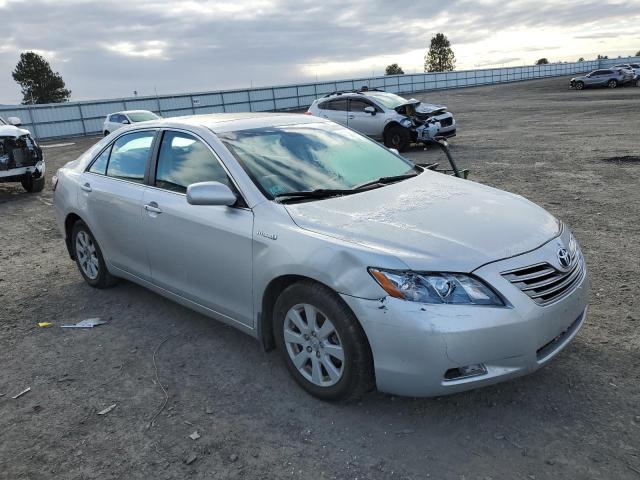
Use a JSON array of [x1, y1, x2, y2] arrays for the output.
[[340, 253, 588, 397], [0, 135, 44, 181]]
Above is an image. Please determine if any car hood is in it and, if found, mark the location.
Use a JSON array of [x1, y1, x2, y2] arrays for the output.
[[396, 99, 447, 114], [0, 124, 31, 138], [284, 171, 559, 272]]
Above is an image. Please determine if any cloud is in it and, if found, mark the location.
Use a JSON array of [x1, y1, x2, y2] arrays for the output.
[[1, 0, 639, 103]]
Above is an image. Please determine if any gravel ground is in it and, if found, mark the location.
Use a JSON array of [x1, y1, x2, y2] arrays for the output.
[[1, 76, 639, 480]]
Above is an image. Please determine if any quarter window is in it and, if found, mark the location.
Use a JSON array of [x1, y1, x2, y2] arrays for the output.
[[106, 131, 154, 183], [89, 146, 111, 175], [155, 131, 231, 193]]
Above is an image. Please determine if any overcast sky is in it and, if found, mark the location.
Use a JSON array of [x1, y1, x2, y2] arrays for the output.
[[1, 0, 639, 104]]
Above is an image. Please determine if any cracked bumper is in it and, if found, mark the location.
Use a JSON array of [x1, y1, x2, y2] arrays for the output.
[[340, 269, 588, 397]]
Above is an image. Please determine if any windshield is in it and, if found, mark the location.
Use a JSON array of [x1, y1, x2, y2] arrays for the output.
[[128, 111, 160, 122], [364, 92, 411, 109], [218, 122, 416, 199]]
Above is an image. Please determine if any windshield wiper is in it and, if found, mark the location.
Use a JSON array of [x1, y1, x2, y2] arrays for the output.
[[275, 188, 360, 203], [354, 170, 421, 190]]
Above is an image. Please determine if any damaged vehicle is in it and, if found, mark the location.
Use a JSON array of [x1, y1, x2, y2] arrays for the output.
[[0, 116, 45, 192], [53, 113, 588, 401], [307, 89, 456, 151]]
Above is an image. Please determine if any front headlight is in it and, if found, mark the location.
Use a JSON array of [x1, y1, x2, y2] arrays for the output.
[[369, 268, 504, 306], [400, 118, 412, 128]]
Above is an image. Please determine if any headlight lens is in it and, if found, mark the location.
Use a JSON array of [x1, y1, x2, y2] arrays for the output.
[[369, 268, 504, 306], [400, 118, 412, 128]]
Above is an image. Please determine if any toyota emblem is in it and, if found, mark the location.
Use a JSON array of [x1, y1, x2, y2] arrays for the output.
[[557, 248, 571, 269]]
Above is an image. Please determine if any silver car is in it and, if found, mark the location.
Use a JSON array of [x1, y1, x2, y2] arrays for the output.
[[570, 68, 633, 89], [307, 89, 456, 151], [53, 114, 588, 401]]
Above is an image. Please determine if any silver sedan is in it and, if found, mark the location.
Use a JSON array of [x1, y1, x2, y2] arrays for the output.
[[53, 114, 588, 401]]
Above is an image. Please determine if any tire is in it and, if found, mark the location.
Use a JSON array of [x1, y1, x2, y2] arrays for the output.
[[21, 174, 45, 193], [273, 281, 374, 401], [607, 79, 618, 89], [575, 81, 584, 90], [384, 125, 411, 152], [71, 220, 118, 288]]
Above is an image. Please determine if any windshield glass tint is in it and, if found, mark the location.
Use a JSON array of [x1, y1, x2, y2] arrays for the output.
[[128, 112, 160, 122], [218, 122, 415, 198], [365, 92, 409, 109]]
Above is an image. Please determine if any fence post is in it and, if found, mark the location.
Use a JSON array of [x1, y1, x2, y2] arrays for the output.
[[26, 104, 40, 139], [78, 104, 87, 136]]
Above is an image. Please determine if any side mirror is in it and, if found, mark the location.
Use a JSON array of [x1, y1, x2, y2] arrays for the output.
[[7, 116, 22, 126], [364, 106, 376, 115], [187, 181, 237, 206], [121, 119, 130, 124]]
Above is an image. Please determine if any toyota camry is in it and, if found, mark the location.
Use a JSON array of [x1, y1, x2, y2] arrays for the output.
[[53, 113, 588, 401]]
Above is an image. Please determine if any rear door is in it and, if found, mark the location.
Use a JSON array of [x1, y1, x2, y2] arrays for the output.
[[79, 130, 157, 280], [347, 98, 385, 137], [320, 98, 348, 126], [141, 129, 254, 326]]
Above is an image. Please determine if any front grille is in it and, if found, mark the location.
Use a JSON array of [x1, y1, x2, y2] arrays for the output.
[[502, 250, 585, 306], [438, 117, 453, 127]]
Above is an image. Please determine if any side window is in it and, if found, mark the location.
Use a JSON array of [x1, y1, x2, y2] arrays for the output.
[[326, 99, 348, 111], [155, 131, 232, 194], [88, 146, 111, 175], [349, 99, 372, 112], [317, 101, 329, 110], [106, 131, 155, 183]]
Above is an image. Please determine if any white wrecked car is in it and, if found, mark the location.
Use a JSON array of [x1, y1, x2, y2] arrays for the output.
[[0, 116, 45, 192], [307, 88, 456, 151]]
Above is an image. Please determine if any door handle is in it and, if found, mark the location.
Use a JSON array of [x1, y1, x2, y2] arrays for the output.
[[144, 202, 162, 214], [81, 182, 92, 192]]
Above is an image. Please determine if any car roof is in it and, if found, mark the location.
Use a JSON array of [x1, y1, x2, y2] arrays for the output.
[[127, 112, 328, 133], [111, 110, 156, 115]]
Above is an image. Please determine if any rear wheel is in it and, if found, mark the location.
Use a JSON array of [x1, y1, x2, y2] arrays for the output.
[[274, 281, 374, 401], [384, 125, 411, 152], [71, 220, 118, 288], [608, 79, 618, 88], [575, 81, 584, 90], [21, 174, 45, 193]]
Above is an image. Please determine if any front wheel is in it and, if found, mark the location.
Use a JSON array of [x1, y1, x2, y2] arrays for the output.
[[575, 81, 584, 90], [608, 79, 618, 88], [21, 174, 45, 193], [71, 220, 118, 288], [384, 125, 411, 152], [274, 281, 374, 401]]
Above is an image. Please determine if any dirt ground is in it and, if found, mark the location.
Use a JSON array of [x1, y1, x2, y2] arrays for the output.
[[1, 76, 639, 480]]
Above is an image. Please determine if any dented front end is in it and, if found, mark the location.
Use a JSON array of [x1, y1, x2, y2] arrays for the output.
[[0, 134, 43, 172], [395, 100, 453, 142]]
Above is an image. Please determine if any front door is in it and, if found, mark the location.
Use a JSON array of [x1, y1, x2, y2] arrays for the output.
[[142, 130, 254, 327], [347, 98, 385, 137]]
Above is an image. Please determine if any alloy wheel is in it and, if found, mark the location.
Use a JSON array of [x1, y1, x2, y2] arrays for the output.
[[75, 230, 100, 280], [283, 303, 345, 387]]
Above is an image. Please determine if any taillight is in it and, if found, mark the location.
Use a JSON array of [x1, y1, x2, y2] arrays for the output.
[[304, 111, 312, 115]]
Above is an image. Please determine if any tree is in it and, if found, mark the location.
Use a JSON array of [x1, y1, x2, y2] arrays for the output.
[[597, 54, 609, 60], [535, 58, 549, 65], [635, 50, 640, 56], [577, 57, 585, 62], [424, 33, 455, 72], [385, 63, 404, 75], [12, 51, 71, 105]]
